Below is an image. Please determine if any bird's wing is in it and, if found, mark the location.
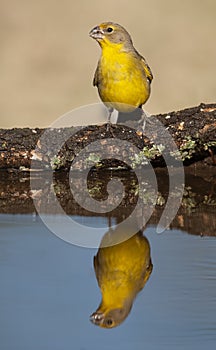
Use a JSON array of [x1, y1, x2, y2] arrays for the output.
[[93, 64, 99, 87], [140, 56, 153, 83], [133, 49, 153, 83], [140, 258, 153, 289], [93, 254, 101, 284]]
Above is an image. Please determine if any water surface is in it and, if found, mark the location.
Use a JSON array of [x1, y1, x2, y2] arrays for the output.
[[0, 214, 215, 350]]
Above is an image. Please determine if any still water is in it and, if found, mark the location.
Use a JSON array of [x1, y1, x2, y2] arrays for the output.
[[0, 213, 215, 350]]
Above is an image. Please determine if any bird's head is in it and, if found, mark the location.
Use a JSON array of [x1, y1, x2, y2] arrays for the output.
[[90, 303, 132, 328], [89, 22, 133, 49]]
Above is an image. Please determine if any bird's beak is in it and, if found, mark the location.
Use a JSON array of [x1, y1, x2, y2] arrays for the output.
[[89, 26, 104, 40], [90, 311, 104, 326]]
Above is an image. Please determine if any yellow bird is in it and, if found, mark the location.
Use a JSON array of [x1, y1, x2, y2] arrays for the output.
[[89, 22, 153, 126], [90, 226, 153, 328]]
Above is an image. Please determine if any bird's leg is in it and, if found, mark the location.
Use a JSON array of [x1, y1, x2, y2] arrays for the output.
[[106, 107, 114, 131], [139, 109, 153, 132]]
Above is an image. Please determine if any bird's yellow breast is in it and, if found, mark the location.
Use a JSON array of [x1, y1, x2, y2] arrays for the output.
[[96, 233, 151, 307], [97, 44, 150, 112]]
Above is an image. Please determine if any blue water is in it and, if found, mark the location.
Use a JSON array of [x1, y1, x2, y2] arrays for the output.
[[0, 214, 216, 350]]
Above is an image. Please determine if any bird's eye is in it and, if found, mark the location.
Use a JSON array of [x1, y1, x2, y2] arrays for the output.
[[105, 318, 113, 326], [107, 27, 113, 33]]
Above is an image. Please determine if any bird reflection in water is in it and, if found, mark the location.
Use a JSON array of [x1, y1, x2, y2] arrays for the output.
[[90, 223, 153, 328]]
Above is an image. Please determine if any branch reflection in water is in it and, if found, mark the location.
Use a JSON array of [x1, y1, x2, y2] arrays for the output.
[[90, 222, 153, 328]]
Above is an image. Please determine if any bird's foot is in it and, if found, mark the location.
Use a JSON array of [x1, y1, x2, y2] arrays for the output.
[[105, 121, 116, 137], [106, 121, 111, 132]]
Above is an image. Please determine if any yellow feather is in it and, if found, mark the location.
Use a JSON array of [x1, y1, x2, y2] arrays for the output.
[[90, 22, 152, 115]]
